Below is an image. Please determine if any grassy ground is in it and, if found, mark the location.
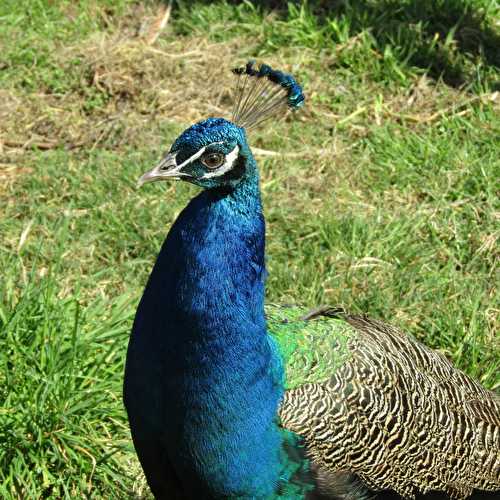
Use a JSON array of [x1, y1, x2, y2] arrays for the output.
[[1, 0, 499, 497]]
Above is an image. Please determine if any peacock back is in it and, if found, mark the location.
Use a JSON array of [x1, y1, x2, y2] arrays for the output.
[[267, 305, 500, 499]]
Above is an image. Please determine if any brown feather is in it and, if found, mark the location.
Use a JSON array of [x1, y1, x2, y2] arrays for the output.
[[279, 310, 500, 499]]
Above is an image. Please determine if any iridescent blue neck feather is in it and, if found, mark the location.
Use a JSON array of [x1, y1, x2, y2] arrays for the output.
[[126, 118, 313, 498], [153, 173, 281, 497]]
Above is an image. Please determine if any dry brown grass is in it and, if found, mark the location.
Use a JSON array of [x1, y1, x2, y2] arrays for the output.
[[2, 0, 496, 168]]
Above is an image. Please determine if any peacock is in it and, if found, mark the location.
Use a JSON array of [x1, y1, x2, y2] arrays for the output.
[[124, 61, 500, 500]]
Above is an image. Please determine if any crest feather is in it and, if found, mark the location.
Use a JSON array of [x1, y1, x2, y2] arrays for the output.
[[231, 60, 305, 130]]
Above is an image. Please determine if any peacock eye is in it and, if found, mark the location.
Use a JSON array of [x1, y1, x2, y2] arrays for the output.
[[201, 152, 225, 169]]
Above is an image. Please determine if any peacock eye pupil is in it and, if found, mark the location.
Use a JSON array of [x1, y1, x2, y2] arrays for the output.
[[202, 152, 224, 169]]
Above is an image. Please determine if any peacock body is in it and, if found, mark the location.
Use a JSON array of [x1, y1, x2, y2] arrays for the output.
[[271, 306, 500, 499], [124, 62, 500, 500]]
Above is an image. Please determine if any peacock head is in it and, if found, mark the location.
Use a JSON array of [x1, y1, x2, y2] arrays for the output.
[[138, 118, 251, 190], [138, 61, 304, 191]]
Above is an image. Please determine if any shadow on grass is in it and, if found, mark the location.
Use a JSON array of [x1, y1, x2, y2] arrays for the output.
[[308, 0, 500, 88]]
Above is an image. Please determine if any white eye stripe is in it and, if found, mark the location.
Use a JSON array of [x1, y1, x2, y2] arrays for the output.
[[201, 145, 240, 179], [176, 141, 224, 170], [163, 142, 239, 179]]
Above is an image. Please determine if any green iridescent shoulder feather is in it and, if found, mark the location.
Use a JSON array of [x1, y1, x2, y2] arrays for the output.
[[265, 305, 358, 390]]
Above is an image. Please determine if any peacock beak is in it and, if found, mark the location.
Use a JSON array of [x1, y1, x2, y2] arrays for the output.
[[137, 152, 191, 187]]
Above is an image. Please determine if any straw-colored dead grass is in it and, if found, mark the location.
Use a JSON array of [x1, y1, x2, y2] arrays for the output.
[[1, 36, 236, 151], [2, 1, 496, 168]]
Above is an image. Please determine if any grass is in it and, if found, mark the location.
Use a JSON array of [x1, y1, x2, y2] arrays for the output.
[[0, 273, 135, 497], [0, 0, 499, 497]]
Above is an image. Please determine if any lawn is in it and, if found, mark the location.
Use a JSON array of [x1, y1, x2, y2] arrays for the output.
[[0, 0, 499, 497]]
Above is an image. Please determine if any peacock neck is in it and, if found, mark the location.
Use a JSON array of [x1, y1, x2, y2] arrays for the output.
[[140, 170, 291, 497], [165, 170, 268, 339]]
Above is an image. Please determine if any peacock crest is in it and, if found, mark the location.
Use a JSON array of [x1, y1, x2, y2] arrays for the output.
[[231, 60, 305, 130]]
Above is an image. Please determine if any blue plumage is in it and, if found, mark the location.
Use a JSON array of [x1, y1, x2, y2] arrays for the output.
[[125, 113, 314, 497]]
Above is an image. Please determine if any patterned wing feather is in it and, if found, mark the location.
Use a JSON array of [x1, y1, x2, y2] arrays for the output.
[[267, 306, 500, 499]]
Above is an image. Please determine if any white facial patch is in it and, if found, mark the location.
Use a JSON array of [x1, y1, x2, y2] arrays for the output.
[[201, 145, 240, 179], [160, 141, 224, 177], [159, 144, 217, 178], [178, 144, 216, 169]]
